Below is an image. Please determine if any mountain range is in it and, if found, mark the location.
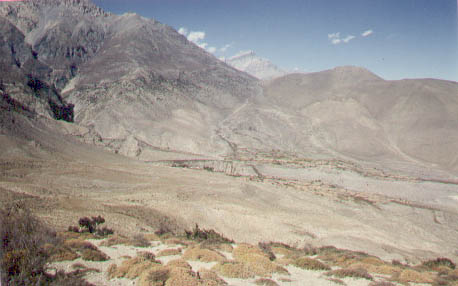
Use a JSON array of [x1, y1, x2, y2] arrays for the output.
[[2, 0, 458, 175], [1, 0, 458, 177], [1, 0, 458, 269]]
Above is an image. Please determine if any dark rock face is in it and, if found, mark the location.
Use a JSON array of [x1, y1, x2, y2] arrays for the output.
[[0, 16, 73, 121]]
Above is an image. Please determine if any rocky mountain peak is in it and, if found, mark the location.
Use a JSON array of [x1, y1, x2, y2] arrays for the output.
[[226, 50, 287, 80]]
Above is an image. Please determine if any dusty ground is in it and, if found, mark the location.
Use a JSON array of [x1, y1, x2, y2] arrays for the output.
[[1, 128, 457, 268]]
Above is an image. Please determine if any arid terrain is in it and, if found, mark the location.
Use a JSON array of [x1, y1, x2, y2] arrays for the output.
[[1, 0, 458, 285]]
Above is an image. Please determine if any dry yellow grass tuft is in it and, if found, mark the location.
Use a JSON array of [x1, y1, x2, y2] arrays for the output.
[[143, 233, 161, 241], [325, 267, 373, 280], [106, 263, 118, 279], [166, 259, 192, 270], [316, 247, 372, 268], [182, 246, 227, 262], [198, 269, 228, 285], [271, 246, 298, 259], [113, 256, 162, 279], [157, 248, 182, 257], [138, 266, 170, 286], [212, 261, 255, 279], [199, 241, 234, 253], [100, 234, 130, 247], [347, 262, 401, 276], [293, 257, 331, 271], [137, 251, 156, 261], [360, 256, 384, 266], [64, 238, 98, 251], [232, 243, 266, 260], [396, 269, 435, 283], [81, 248, 110, 261], [43, 243, 80, 262], [165, 267, 200, 286], [232, 244, 289, 277], [58, 231, 95, 241]]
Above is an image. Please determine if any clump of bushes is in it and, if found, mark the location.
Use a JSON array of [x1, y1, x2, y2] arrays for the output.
[[185, 224, 234, 244], [68, 215, 114, 236], [422, 257, 456, 271]]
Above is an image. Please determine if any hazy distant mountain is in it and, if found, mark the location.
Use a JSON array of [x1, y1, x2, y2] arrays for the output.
[[222, 66, 458, 173], [226, 50, 287, 80]]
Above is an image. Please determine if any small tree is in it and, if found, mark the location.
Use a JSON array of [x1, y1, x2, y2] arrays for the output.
[[76, 216, 111, 235], [78, 217, 94, 233]]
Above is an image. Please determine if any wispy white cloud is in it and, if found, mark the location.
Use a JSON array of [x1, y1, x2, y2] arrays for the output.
[[197, 42, 208, 49], [328, 31, 359, 44], [343, 35, 355, 43], [361, 29, 373, 37], [187, 31, 206, 43], [220, 44, 232, 52], [179, 27, 234, 55], [178, 27, 188, 36], [331, 38, 341, 45]]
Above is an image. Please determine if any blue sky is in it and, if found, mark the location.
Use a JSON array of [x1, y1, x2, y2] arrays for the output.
[[93, 0, 457, 81]]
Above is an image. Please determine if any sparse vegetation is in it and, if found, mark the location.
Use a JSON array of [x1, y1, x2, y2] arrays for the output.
[[130, 234, 151, 247], [394, 269, 435, 284], [1, 203, 454, 286], [99, 234, 130, 246], [325, 268, 374, 280], [212, 261, 256, 279], [166, 259, 192, 270], [182, 245, 227, 262], [0, 203, 91, 285], [68, 215, 113, 236], [110, 255, 162, 279], [185, 224, 234, 244], [157, 248, 182, 257], [138, 266, 170, 286], [293, 257, 331, 271], [368, 282, 396, 286], [81, 249, 110, 261], [258, 242, 276, 261], [422, 258, 456, 271]]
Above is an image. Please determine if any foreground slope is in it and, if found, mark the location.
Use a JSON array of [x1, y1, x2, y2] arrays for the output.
[[0, 0, 458, 270]]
